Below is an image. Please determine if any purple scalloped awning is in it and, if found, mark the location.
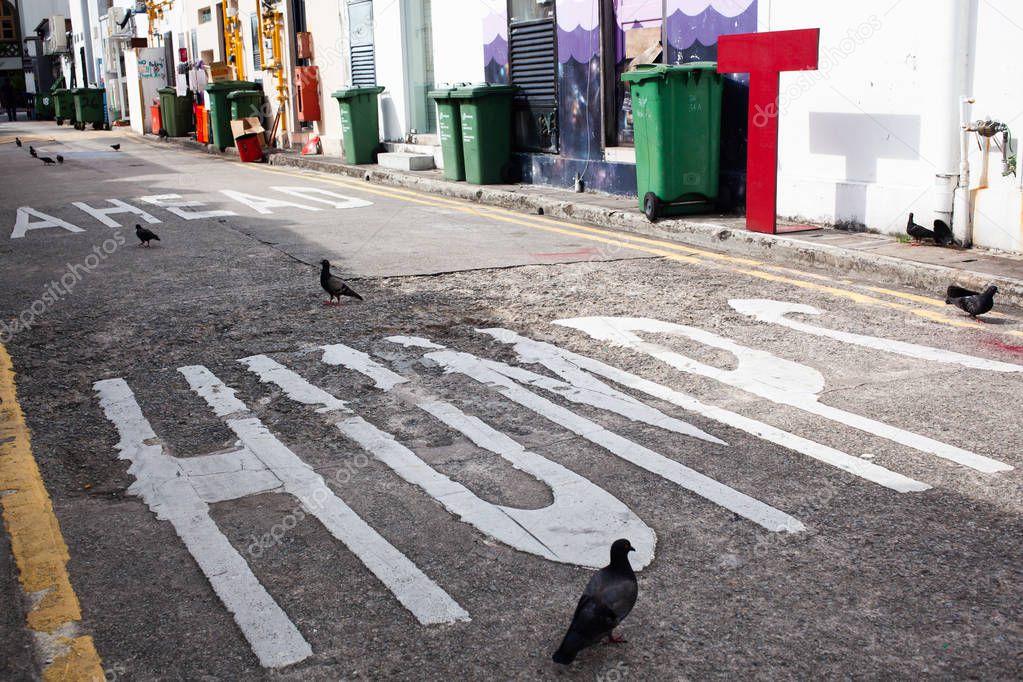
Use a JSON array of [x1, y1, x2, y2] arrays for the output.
[[484, 35, 508, 66]]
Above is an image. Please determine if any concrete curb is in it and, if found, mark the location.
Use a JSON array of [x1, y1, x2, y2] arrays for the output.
[[267, 153, 1023, 308]]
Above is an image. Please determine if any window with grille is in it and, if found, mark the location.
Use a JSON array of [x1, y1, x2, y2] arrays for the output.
[[507, 0, 557, 153]]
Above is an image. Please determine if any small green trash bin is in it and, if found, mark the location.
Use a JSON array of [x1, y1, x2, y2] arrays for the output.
[[428, 87, 465, 181], [33, 93, 55, 121], [71, 87, 106, 130], [158, 87, 195, 137], [53, 88, 76, 126], [331, 86, 384, 164], [621, 62, 723, 220], [450, 84, 516, 185], [227, 89, 265, 122], [205, 80, 261, 150]]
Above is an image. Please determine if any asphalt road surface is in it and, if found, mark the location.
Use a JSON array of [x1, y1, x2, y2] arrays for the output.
[[1, 123, 1022, 681]]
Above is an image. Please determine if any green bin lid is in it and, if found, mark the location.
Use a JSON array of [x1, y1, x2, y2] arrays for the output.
[[158, 87, 179, 95], [205, 80, 261, 92], [70, 87, 105, 93], [449, 83, 517, 98], [621, 61, 719, 83], [332, 85, 385, 99], [428, 83, 474, 100], [227, 89, 263, 100]]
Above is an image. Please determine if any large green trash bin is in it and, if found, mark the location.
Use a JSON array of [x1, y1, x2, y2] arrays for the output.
[[71, 87, 106, 130], [158, 87, 195, 137], [450, 84, 516, 185], [53, 89, 75, 126], [205, 80, 261, 150], [227, 89, 265, 121], [331, 86, 384, 164], [33, 92, 55, 120], [428, 87, 465, 181], [621, 62, 722, 220]]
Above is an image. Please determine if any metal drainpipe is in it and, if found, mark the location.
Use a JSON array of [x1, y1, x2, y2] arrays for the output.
[[932, 0, 973, 245]]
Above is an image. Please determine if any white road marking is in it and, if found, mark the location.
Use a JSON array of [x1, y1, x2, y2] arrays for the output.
[[730, 298, 1023, 372], [241, 352, 655, 569], [71, 199, 161, 227], [93, 378, 311, 669], [220, 189, 322, 215], [387, 337, 805, 532], [556, 317, 1013, 473], [138, 194, 239, 220], [270, 186, 374, 209], [479, 328, 929, 493], [178, 365, 470, 625], [10, 207, 85, 239]]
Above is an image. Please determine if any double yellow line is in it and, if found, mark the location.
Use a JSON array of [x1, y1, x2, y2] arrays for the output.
[[256, 164, 1023, 339], [0, 346, 104, 681]]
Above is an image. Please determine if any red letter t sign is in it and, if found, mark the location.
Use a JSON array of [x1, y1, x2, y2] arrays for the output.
[[717, 29, 820, 234]]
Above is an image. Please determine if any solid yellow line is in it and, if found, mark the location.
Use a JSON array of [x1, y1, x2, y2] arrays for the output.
[[256, 164, 1023, 337], [0, 345, 104, 680]]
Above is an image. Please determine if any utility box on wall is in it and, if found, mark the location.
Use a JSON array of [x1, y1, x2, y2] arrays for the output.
[[295, 66, 321, 121], [296, 32, 313, 60]]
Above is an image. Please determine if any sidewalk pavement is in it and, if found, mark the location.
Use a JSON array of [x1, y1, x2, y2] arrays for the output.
[[141, 133, 1023, 307]]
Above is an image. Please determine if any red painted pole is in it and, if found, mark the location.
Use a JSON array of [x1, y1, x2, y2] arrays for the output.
[[718, 28, 820, 234]]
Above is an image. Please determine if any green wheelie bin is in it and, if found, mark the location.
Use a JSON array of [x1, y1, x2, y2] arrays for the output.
[[158, 87, 195, 137], [621, 62, 723, 220], [428, 86, 465, 181], [450, 84, 516, 185], [53, 88, 76, 127], [332, 86, 384, 164], [227, 89, 265, 121], [71, 87, 107, 130], [33, 92, 55, 120], [205, 80, 261, 150]]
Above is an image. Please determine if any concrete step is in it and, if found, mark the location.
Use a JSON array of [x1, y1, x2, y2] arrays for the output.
[[377, 151, 435, 172]]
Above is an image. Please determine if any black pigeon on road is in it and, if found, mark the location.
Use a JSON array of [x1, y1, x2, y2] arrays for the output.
[[320, 259, 363, 305], [39, 157, 56, 165], [945, 284, 997, 319], [135, 224, 160, 247], [56, 155, 64, 164], [906, 212, 934, 243], [29, 146, 36, 158], [933, 219, 954, 246], [553, 539, 638, 665], [110, 144, 120, 151], [15, 137, 21, 147]]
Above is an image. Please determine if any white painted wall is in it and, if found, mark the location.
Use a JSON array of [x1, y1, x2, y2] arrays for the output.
[[375, 0, 405, 140], [765, 0, 1023, 253], [429, 1, 486, 86]]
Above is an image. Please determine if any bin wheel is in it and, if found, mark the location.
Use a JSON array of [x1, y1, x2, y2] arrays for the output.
[[56, 118, 62, 126], [92, 122, 102, 130], [500, 160, 521, 184], [643, 192, 662, 222]]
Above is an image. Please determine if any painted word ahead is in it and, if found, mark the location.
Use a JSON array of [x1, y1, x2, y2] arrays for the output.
[[93, 310, 1015, 668], [9, 186, 372, 239]]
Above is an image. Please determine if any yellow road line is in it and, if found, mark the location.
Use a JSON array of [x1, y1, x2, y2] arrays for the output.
[[0, 345, 104, 681], [255, 164, 1023, 338]]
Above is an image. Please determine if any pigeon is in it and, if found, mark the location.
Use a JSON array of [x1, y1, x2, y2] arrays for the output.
[[933, 219, 954, 246], [320, 260, 363, 305], [553, 539, 638, 665], [56, 155, 64, 164], [39, 156, 56, 165], [15, 137, 21, 147], [945, 284, 997, 319], [906, 213, 934, 243], [29, 146, 36, 158], [158, 128, 169, 141], [110, 144, 120, 151], [135, 223, 160, 247]]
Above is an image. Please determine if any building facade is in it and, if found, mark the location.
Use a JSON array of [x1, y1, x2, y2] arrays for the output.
[[66, 0, 1023, 255]]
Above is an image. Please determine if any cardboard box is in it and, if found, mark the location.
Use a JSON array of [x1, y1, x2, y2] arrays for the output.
[[230, 117, 266, 145], [206, 61, 237, 82]]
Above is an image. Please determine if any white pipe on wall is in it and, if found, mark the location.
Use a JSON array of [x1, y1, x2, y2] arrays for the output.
[[930, 0, 973, 243]]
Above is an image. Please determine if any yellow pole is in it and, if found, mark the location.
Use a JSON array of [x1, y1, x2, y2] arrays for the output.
[[221, 2, 245, 80]]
